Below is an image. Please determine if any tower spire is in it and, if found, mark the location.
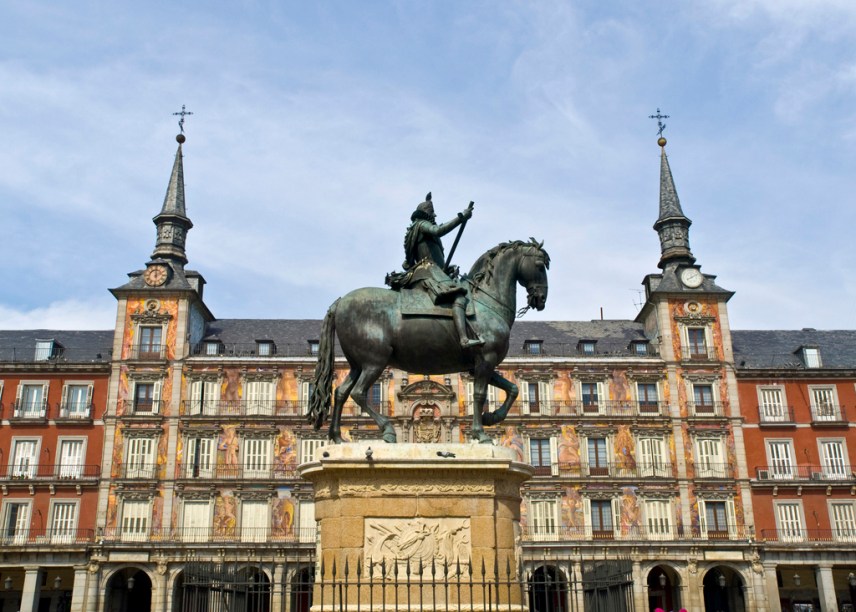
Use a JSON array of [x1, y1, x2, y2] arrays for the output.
[[151, 131, 193, 266], [653, 136, 694, 269]]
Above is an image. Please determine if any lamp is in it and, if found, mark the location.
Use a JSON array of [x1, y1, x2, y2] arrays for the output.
[[4, 576, 12, 590], [53, 576, 61, 590], [848, 572, 856, 588], [718, 573, 726, 588], [793, 572, 801, 587], [659, 573, 667, 587], [127, 575, 135, 591]]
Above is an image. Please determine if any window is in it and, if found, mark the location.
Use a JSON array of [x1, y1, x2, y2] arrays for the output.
[[581, 383, 601, 414], [587, 437, 609, 476], [34, 340, 55, 361], [138, 326, 162, 358], [830, 501, 856, 542], [758, 387, 787, 422], [256, 341, 274, 356], [820, 440, 848, 479], [132, 381, 161, 414], [300, 382, 315, 410], [125, 437, 155, 478], [300, 439, 326, 463], [245, 380, 275, 415], [298, 500, 316, 543], [528, 438, 555, 476], [308, 340, 319, 356], [10, 439, 38, 478], [699, 500, 736, 539], [646, 500, 672, 540], [15, 383, 47, 418], [243, 438, 271, 478], [638, 437, 668, 477], [529, 499, 559, 540], [774, 501, 804, 542], [810, 386, 840, 421], [586, 499, 617, 539], [205, 341, 221, 356], [3, 501, 31, 543], [578, 341, 596, 356], [803, 347, 821, 368], [182, 500, 211, 542], [767, 440, 795, 480], [695, 438, 726, 478], [61, 383, 92, 418], [632, 341, 648, 356], [49, 502, 77, 543], [692, 384, 714, 414], [522, 381, 551, 415], [120, 500, 150, 542], [186, 437, 215, 478], [636, 382, 660, 414], [57, 439, 85, 479], [524, 340, 542, 355], [189, 379, 219, 415], [466, 382, 498, 415], [686, 327, 708, 358], [368, 381, 383, 409], [241, 500, 269, 542]]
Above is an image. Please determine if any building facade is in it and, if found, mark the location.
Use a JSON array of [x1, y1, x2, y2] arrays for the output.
[[0, 131, 853, 612]]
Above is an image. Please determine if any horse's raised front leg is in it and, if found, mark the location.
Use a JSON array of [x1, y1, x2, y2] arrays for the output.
[[329, 369, 358, 444], [470, 364, 494, 444], [482, 371, 519, 426], [350, 365, 396, 443]]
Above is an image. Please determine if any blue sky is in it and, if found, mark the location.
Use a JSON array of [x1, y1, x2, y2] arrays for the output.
[[1, 0, 855, 330]]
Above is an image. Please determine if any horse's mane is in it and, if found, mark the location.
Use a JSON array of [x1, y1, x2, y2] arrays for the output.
[[467, 238, 550, 287]]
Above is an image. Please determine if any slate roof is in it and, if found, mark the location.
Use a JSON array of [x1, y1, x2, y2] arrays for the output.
[[0, 330, 113, 363], [732, 329, 856, 369]]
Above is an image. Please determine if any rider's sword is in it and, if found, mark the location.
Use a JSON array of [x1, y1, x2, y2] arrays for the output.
[[444, 201, 474, 271]]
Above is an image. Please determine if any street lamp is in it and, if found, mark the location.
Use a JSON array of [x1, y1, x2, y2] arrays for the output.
[[4, 577, 11, 590], [794, 573, 801, 587], [849, 572, 856, 588], [127, 575, 135, 591], [659, 574, 667, 587], [718, 573, 726, 588], [53, 576, 62, 590]]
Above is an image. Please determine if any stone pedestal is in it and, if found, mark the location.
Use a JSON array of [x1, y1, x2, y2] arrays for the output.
[[298, 442, 532, 611]]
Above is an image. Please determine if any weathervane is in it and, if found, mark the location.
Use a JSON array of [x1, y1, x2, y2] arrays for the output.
[[172, 104, 194, 134], [649, 108, 669, 137]]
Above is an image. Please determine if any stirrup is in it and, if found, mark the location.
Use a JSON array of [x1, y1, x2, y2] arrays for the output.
[[460, 336, 485, 349]]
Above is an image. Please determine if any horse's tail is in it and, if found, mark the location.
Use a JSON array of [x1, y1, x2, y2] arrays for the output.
[[308, 298, 339, 429]]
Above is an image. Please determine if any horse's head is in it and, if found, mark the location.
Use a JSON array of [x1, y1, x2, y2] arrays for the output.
[[518, 238, 550, 311]]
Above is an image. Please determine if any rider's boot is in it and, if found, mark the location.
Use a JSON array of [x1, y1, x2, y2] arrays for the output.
[[454, 299, 484, 349]]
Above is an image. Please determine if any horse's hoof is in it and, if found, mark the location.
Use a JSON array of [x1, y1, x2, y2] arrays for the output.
[[382, 424, 397, 443], [471, 431, 493, 444]]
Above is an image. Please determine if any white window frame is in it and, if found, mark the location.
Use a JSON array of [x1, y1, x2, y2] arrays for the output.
[[637, 436, 669, 477], [298, 500, 316, 543], [14, 381, 48, 418], [524, 436, 558, 476], [240, 499, 269, 543], [181, 499, 212, 542], [242, 437, 272, 478], [300, 439, 326, 463], [582, 497, 620, 540], [189, 379, 220, 415], [682, 324, 713, 359], [34, 340, 55, 361], [803, 347, 821, 368], [698, 498, 737, 540], [9, 437, 41, 478], [828, 500, 856, 543], [125, 437, 156, 478], [120, 498, 151, 542], [580, 433, 612, 477], [1, 499, 32, 543], [694, 437, 726, 478], [644, 499, 672, 540], [765, 439, 796, 480], [635, 381, 661, 415], [185, 436, 216, 478], [48, 500, 79, 543], [466, 381, 498, 416], [809, 385, 840, 422], [136, 324, 165, 358], [520, 381, 551, 416], [57, 437, 87, 479], [818, 439, 849, 480], [773, 500, 805, 543], [60, 382, 93, 418], [528, 497, 560, 541], [129, 379, 162, 415], [757, 385, 787, 422], [579, 381, 605, 415], [245, 380, 275, 416]]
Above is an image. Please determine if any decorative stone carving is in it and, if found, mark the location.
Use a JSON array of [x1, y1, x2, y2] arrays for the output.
[[412, 405, 442, 443], [365, 518, 471, 573]]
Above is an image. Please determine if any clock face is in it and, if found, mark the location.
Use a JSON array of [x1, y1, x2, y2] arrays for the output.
[[680, 268, 703, 288], [144, 265, 168, 287]]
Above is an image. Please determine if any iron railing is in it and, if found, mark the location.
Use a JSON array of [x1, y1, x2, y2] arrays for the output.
[[687, 401, 726, 417], [757, 404, 796, 424], [190, 343, 334, 358], [179, 462, 299, 480], [681, 347, 719, 361], [0, 347, 111, 363], [690, 462, 735, 479], [56, 403, 94, 420], [103, 526, 317, 544], [811, 404, 846, 424], [127, 345, 167, 360], [754, 465, 854, 481], [760, 528, 856, 544], [9, 400, 48, 421], [122, 400, 163, 416], [0, 528, 94, 545], [523, 524, 748, 542], [481, 400, 669, 417], [535, 462, 675, 479], [2, 463, 100, 480]]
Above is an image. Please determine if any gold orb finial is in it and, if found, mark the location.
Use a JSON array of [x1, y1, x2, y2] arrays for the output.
[[658, 137, 667, 147], [176, 134, 186, 144]]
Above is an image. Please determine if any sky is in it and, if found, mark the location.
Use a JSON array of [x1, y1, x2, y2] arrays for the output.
[[1, 0, 855, 331]]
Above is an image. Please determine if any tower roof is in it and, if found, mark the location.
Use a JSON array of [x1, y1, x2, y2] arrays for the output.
[[157, 141, 188, 219], [653, 139, 695, 269], [151, 135, 193, 265], [656, 145, 689, 226]]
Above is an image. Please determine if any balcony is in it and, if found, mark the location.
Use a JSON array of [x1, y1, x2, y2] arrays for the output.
[[179, 462, 299, 480], [119, 463, 159, 479], [760, 528, 856, 544], [55, 402, 93, 422], [757, 405, 795, 426], [754, 465, 854, 482], [522, 524, 747, 542], [3, 463, 100, 480], [0, 528, 94, 546], [552, 462, 675, 479], [681, 347, 718, 362], [103, 526, 317, 545], [9, 400, 48, 422], [123, 400, 163, 417], [692, 462, 735, 479], [688, 402, 726, 418], [0, 346, 111, 364], [811, 404, 846, 425], [128, 345, 166, 360]]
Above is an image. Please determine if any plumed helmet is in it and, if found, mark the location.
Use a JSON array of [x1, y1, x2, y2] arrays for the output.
[[411, 192, 435, 221]]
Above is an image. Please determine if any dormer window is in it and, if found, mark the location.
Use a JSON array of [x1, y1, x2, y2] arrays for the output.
[[631, 341, 649, 356], [308, 340, 320, 356], [578, 340, 596, 356], [34, 339, 56, 361], [801, 346, 821, 368], [524, 340, 543, 355], [256, 341, 275, 356], [205, 341, 221, 356]]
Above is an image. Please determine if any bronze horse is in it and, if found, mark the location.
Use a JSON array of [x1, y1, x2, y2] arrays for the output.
[[308, 239, 549, 443]]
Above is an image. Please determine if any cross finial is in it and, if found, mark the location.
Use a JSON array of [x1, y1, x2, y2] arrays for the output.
[[649, 108, 669, 137], [172, 104, 194, 134]]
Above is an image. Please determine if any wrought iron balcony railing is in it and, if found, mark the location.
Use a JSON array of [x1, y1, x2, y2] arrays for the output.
[[757, 404, 795, 425], [522, 524, 747, 542], [128, 345, 167, 360], [191, 343, 335, 358], [540, 462, 675, 479], [9, 400, 48, 421], [490, 400, 669, 417], [760, 528, 856, 544], [688, 402, 726, 418], [754, 464, 854, 482], [681, 347, 718, 361], [3, 463, 100, 480], [0, 346, 111, 363], [122, 400, 163, 416], [103, 526, 317, 544], [180, 462, 299, 480], [119, 463, 159, 479], [811, 404, 846, 424], [56, 402, 93, 420], [691, 462, 735, 479], [0, 528, 95, 546]]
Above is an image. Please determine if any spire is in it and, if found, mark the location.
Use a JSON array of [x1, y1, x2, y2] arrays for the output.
[[151, 134, 193, 266], [653, 137, 694, 269]]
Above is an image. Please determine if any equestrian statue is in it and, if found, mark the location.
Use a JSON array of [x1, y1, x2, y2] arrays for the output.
[[307, 193, 550, 444]]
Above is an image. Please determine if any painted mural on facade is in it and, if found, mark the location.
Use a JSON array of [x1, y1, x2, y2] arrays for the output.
[[272, 488, 295, 537], [498, 426, 525, 462], [558, 425, 580, 466], [274, 426, 297, 474], [214, 491, 238, 537], [561, 485, 584, 534], [122, 298, 180, 361], [614, 425, 636, 471]]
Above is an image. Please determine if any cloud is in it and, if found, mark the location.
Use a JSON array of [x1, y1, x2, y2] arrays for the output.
[[0, 300, 115, 330]]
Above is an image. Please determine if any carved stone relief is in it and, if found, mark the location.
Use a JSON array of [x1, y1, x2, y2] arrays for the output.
[[365, 518, 471, 574]]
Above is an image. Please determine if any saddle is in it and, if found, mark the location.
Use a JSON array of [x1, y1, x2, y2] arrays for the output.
[[397, 287, 476, 318]]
